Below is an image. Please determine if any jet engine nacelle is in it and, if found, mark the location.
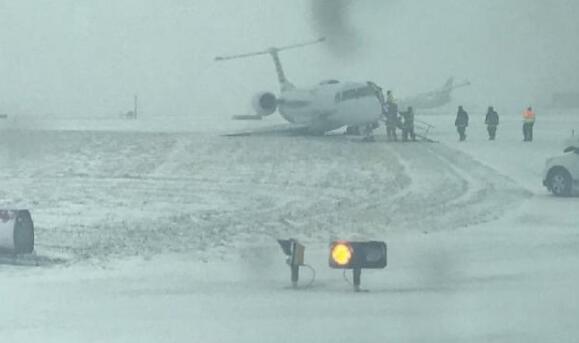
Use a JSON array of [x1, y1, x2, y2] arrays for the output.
[[252, 92, 277, 117]]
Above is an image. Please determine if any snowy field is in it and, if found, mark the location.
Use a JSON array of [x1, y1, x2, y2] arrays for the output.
[[0, 109, 578, 342]]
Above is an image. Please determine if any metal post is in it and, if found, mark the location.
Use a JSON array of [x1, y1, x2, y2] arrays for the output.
[[134, 95, 138, 119], [353, 268, 362, 292], [291, 264, 299, 288]]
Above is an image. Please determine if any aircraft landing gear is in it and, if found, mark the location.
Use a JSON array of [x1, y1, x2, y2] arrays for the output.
[[361, 124, 376, 142], [346, 126, 361, 136]]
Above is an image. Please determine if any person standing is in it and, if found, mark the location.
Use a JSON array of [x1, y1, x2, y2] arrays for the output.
[[522, 106, 536, 141], [386, 89, 394, 104], [384, 90, 399, 141], [455, 105, 469, 141], [485, 106, 499, 140], [400, 106, 416, 142]]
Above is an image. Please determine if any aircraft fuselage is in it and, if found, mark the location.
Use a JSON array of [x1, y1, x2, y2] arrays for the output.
[[278, 81, 382, 133]]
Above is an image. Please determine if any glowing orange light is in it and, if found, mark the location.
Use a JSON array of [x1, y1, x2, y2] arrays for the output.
[[331, 243, 352, 266]]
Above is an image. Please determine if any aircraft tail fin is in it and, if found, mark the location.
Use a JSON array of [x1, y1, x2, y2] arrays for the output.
[[442, 77, 455, 91], [443, 77, 471, 93]]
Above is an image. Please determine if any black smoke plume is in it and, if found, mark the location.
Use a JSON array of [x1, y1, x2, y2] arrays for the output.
[[310, 0, 358, 56]]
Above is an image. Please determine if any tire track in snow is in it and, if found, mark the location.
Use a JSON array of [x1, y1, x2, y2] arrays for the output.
[[390, 143, 532, 232], [150, 136, 191, 177], [0, 132, 530, 264]]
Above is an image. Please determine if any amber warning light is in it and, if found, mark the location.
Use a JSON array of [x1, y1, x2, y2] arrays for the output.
[[329, 241, 387, 292], [331, 242, 353, 267], [329, 241, 386, 269]]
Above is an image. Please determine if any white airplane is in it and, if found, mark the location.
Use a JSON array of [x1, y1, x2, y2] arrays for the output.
[[215, 38, 383, 137], [399, 77, 471, 110]]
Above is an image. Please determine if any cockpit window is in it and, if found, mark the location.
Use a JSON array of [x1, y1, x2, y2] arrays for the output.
[[320, 80, 340, 85], [341, 89, 358, 101], [336, 86, 376, 103]]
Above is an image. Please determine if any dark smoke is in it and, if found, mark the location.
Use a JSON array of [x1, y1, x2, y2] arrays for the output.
[[310, 0, 358, 56]]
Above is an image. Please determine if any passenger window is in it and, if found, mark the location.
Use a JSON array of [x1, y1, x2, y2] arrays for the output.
[[341, 89, 356, 101]]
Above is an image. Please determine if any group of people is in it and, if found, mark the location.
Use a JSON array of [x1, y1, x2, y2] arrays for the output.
[[454, 106, 536, 142], [383, 90, 416, 142], [368, 86, 538, 143]]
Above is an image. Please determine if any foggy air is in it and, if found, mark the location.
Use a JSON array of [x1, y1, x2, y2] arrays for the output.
[[1, 1, 579, 342]]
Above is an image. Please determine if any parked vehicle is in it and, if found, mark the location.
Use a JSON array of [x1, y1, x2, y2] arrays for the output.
[[543, 144, 579, 196]]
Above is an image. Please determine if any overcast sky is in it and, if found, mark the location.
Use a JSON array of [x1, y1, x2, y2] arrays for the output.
[[1, 0, 578, 118]]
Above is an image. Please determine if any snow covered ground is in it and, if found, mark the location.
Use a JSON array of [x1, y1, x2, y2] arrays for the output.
[[0, 109, 578, 342]]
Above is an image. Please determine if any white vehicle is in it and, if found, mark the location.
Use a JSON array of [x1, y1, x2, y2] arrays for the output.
[[215, 38, 383, 138], [543, 144, 579, 196]]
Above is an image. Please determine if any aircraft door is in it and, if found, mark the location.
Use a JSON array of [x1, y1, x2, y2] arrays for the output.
[[335, 88, 362, 125]]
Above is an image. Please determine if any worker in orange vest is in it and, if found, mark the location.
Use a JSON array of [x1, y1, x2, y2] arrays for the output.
[[523, 106, 536, 142]]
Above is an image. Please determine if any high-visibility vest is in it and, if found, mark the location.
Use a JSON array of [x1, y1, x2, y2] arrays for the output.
[[523, 109, 536, 123]]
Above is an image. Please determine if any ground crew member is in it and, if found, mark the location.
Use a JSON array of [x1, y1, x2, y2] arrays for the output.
[[386, 90, 394, 104], [400, 106, 416, 142], [384, 90, 399, 141], [523, 106, 536, 142], [485, 106, 499, 140], [455, 105, 469, 141]]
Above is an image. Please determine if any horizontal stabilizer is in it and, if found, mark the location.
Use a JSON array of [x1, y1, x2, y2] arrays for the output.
[[215, 37, 326, 62], [451, 80, 471, 90]]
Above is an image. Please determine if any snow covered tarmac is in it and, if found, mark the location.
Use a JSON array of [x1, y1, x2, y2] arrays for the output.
[[0, 112, 578, 342], [0, 130, 527, 263]]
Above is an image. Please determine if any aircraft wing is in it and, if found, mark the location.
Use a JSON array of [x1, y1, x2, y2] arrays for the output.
[[223, 123, 311, 137]]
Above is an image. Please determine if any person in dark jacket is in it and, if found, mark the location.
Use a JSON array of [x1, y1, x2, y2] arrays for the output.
[[455, 106, 469, 141], [400, 106, 416, 142], [384, 91, 399, 141], [485, 106, 499, 140]]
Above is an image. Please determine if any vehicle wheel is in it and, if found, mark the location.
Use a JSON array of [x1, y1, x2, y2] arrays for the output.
[[549, 169, 572, 197]]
